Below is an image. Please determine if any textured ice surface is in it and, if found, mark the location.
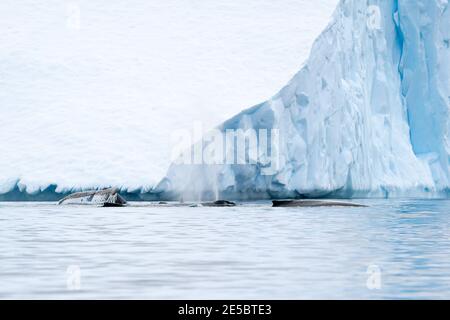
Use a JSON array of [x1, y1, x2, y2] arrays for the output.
[[2, 0, 450, 200], [0, 0, 338, 196], [162, 0, 450, 200]]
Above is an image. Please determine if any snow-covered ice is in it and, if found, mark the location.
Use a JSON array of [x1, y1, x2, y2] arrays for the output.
[[161, 0, 450, 200], [0, 0, 338, 196], [2, 0, 450, 200]]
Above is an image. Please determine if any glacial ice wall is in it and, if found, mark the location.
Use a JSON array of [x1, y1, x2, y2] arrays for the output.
[[160, 0, 450, 200], [0, 0, 338, 199]]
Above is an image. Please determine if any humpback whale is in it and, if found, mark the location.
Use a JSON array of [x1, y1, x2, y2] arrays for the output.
[[272, 200, 367, 208], [201, 200, 237, 207], [58, 188, 127, 207]]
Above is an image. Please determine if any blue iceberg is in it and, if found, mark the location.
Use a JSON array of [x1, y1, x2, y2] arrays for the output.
[[160, 0, 450, 200]]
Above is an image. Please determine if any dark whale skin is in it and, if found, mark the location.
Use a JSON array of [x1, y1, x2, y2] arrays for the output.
[[272, 200, 367, 208]]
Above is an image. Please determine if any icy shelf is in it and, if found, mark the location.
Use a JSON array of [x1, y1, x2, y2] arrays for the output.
[[160, 0, 450, 200]]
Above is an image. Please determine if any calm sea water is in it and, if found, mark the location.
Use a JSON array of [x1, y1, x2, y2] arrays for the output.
[[1, 200, 450, 299]]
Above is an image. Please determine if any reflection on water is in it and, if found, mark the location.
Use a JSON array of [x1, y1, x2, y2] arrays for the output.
[[1, 200, 450, 299]]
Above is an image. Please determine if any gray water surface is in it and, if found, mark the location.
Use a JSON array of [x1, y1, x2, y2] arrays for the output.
[[1, 200, 450, 299]]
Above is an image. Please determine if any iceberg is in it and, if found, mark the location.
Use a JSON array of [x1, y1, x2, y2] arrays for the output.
[[0, 1, 337, 200], [159, 0, 450, 200]]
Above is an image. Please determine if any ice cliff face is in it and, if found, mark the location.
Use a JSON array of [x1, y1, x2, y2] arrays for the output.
[[160, 0, 450, 199], [0, 0, 338, 199]]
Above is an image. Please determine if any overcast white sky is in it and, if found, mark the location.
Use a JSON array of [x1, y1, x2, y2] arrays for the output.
[[0, 0, 339, 191]]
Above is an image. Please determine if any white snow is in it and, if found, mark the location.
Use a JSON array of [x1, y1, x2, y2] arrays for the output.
[[4, 0, 449, 199], [0, 0, 338, 194], [163, 0, 450, 199]]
